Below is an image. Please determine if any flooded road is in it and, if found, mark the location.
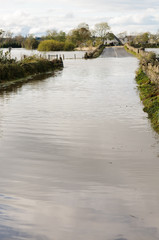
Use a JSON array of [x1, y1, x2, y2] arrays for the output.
[[0, 53, 159, 240], [100, 47, 132, 58]]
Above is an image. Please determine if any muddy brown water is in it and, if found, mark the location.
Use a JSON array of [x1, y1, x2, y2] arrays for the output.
[[0, 51, 159, 240]]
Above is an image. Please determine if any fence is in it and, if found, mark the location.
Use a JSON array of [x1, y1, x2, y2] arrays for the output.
[[20, 53, 85, 61], [46, 54, 84, 60]]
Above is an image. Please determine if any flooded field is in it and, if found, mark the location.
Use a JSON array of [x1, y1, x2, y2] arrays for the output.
[[0, 50, 159, 240], [3, 48, 86, 60]]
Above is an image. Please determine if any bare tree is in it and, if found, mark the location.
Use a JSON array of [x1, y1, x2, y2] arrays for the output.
[[94, 22, 110, 43]]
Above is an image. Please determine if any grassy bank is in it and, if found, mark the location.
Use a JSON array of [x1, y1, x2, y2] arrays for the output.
[[0, 52, 63, 91], [124, 45, 139, 58], [136, 68, 159, 133], [84, 45, 105, 59]]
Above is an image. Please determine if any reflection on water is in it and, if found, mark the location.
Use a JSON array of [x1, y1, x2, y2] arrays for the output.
[[0, 55, 159, 240]]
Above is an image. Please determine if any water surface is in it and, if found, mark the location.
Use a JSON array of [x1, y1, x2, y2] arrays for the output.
[[3, 48, 86, 60], [0, 54, 159, 240], [146, 48, 159, 56]]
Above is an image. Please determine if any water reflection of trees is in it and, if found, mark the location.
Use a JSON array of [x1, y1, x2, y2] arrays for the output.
[[0, 69, 63, 94]]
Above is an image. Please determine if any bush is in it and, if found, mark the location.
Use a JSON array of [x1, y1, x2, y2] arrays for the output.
[[64, 41, 75, 51], [38, 39, 75, 51], [146, 52, 156, 64], [38, 40, 65, 51]]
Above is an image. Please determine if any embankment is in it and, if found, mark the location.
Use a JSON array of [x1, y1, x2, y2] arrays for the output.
[[0, 57, 63, 91], [125, 44, 159, 133], [125, 44, 159, 85], [84, 45, 105, 59]]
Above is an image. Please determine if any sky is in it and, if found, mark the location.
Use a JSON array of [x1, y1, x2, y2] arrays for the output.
[[0, 0, 159, 36]]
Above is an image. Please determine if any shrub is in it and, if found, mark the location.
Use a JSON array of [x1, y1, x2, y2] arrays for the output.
[[38, 40, 65, 51], [64, 41, 75, 51], [146, 52, 156, 64]]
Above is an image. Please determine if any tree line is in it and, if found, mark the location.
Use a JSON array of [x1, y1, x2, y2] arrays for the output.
[[0, 22, 112, 51], [129, 32, 159, 48], [1, 25, 159, 51]]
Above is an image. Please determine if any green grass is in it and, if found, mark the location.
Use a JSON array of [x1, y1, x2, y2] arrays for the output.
[[124, 45, 140, 59], [0, 54, 63, 91], [136, 68, 159, 133], [0, 55, 63, 81]]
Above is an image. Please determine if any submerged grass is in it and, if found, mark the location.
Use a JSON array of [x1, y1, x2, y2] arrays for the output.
[[136, 68, 159, 133]]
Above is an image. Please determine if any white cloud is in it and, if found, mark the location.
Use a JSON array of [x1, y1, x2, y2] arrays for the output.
[[0, 1, 159, 35], [108, 8, 159, 34], [64, 13, 75, 19]]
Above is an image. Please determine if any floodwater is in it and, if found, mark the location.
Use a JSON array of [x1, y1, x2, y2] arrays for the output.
[[146, 48, 159, 57], [100, 47, 132, 58], [0, 50, 159, 240], [4, 48, 86, 60]]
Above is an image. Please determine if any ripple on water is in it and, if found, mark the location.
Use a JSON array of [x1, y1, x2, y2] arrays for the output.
[[0, 55, 158, 240]]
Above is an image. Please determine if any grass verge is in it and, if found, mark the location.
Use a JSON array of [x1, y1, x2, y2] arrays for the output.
[[136, 68, 159, 134], [84, 45, 105, 59], [124, 45, 139, 58]]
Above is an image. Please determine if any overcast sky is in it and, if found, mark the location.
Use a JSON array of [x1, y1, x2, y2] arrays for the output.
[[0, 0, 159, 36]]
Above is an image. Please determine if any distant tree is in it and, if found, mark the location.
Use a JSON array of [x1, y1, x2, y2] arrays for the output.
[[149, 33, 159, 44], [3, 31, 13, 46], [0, 30, 24, 48], [0, 30, 16, 48], [0, 29, 5, 45], [5, 31, 13, 39], [94, 22, 110, 43], [68, 23, 91, 47], [117, 31, 127, 39], [56, 31, 66, 42], [77, 22, 89, 30], [22, 35, 39, 49], [45, 29, 58, 40], [134, 32, 150, 45], [45, 30, 66, 42], [15, 35, 24, 46]]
